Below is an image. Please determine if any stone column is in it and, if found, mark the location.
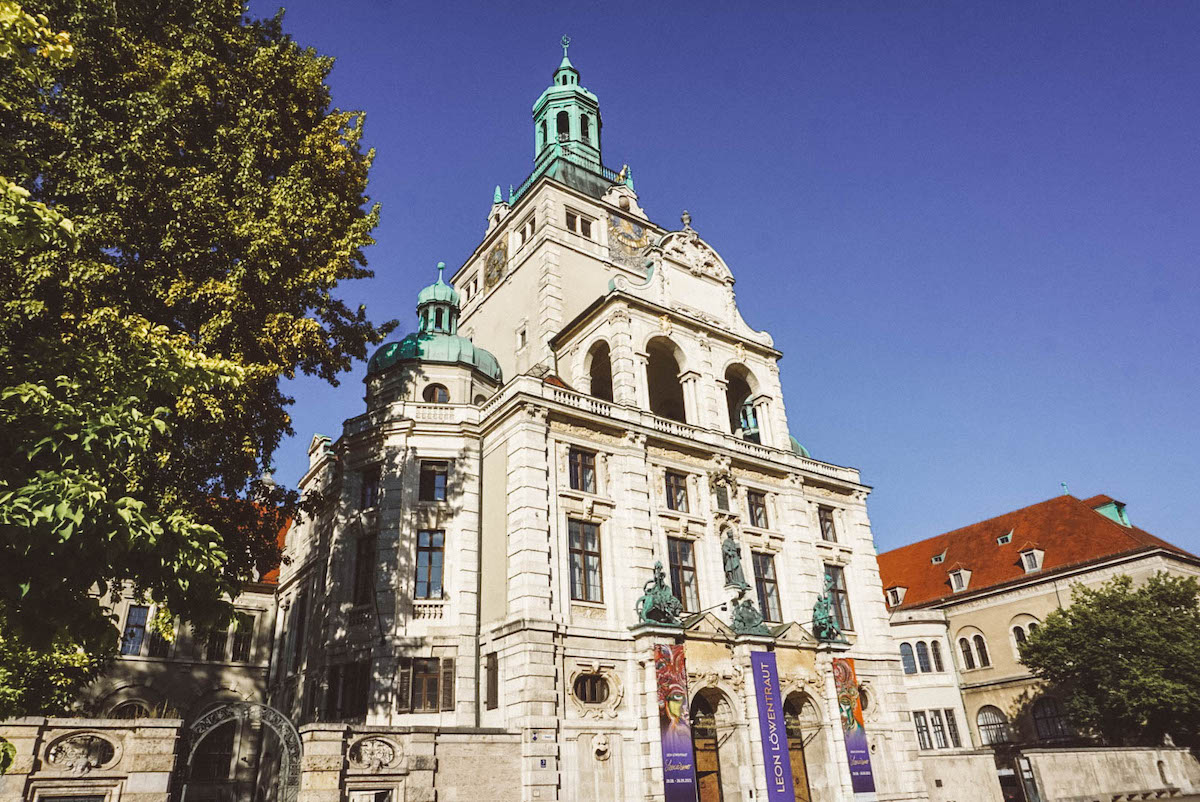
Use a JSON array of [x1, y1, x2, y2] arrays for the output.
[[298, 724, 349, 802], [606, 307, 638, 406], [0, 717, 45, 802], [632, 352, 650, 411], [752, 395, 775, 448], [680, 371, 701, 427], [713, 378, 732, 434]]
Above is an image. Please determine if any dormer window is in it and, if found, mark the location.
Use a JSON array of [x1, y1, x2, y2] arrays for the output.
[[949, 569, 971, 592], [1020, 549, 1043, 573], [931, 551, 945, 565], [997, 532, 1012, 545], [887, 587, 906, 607]]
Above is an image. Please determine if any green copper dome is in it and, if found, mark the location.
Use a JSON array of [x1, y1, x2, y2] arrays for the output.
[[367, 262, 501, 383], [416, 262, 460, 306], [789, 435, 812, 459]]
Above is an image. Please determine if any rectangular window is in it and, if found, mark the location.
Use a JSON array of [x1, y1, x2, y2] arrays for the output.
[[412, 658, 440, 713], [913, 710, 933, 750], [664, 471, 689, 513], [1022, 551, 1039, 571], [568, 519, 603, 602], [360, 466, 381, 509], [419, 460, 449, 502], [818, 506, 837, 542], [667, 537, 700, 613], [231, 612, 255, 662], [146, 615, 172, 658], [753, 553, 783, 622], [353, 535, 376, 607], [120, 605, 149, 656], [205, 625, 228, 662], [943, 709, 962, 747], [747, 490, 769, 528], [569, 448, 597, 493], [290, 590, 309, 672], [824, 564, 854, 631], [485, 652, 499, 710], [715, 485, 730, 512], [929, 709, 949, 749], [415, 530, 445, 599], [566, 211, 578, 232], [349, 791, 392, 802], [580, 217, 592, 238], [951, 571, 965, 591], [565, 210, 594, 239], [340, 659, 371, 719]]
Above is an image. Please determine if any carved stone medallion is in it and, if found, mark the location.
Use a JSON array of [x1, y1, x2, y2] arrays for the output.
[[349, 736, 401, 772], [47, 734, 116, 775]]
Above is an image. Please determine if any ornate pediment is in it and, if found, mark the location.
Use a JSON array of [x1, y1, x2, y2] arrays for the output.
[[657, 224, 733, 284]]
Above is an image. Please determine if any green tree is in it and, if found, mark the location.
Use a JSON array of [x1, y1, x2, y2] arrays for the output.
[[0, 0, 394, 712], [1019, 572, 1200, 746]]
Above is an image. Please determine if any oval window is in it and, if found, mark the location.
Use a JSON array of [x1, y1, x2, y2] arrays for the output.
[[573, 674, 609, 705]]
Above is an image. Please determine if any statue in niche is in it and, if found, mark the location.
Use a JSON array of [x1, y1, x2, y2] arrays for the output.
[[722, 531, 750, 591], [812, 575, 845, 643], [636, 561, 683, 626]]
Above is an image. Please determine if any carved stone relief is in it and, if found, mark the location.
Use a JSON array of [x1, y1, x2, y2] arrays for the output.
[[46, 733, 117, 775], [349, 736, 403, 772]]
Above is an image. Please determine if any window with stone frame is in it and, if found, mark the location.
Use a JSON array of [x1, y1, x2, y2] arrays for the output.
[[977, 705, 1012, 745], [326, 659, 371, 721], [753, 552, 783, 622], [913, 710, 932, 750], [419, 460, 449, 502], [568, 447, 597, 494], [395, 656, 455, 714], [568, 519, 603, 602], [353, 535, 376, 607], [818, 505, 837, 542], [231, 612, 255, 662], [664, 471, 689, 513], [824, 563, 854, 631], [929, 709, 949, 748], [289, 589, 309, 672], [120, 605, 148, 656], [414, 529, 445, 599], [360, 466, 381, 509], [485, 652, 499, 710], [900, 643, 917, 675], [747, 490, 769, 528], [943, 708, 963, 747], [667, 537, 700, 613], [146, 615, 173, 658]]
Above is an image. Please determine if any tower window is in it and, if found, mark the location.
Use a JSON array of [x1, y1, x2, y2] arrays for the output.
[[422, 384, 450, 403], [581, 114, 591, 142], [557, 110, 569, 136], [434, 308, 444, 330]]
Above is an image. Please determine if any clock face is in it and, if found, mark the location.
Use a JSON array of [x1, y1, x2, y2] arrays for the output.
[[485, 243, 507, 289], [609, 214, 652, 268]]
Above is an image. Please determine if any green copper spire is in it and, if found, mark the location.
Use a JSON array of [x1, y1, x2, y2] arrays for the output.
[[493, 185, 503, 204], [532, 36, 601, 165]]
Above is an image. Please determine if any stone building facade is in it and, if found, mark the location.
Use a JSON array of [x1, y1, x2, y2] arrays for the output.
[[262, 42, 929, 802], [879, 492, 1200, 802]]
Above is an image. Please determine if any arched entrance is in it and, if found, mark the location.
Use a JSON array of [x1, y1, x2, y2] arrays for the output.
[[784, 693, 821, 802], [182, 702, 301, 802], [691, 688, 745, 802]]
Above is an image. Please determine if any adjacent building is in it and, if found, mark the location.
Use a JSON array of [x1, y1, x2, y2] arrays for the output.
[[878, 491, 1200, 802]]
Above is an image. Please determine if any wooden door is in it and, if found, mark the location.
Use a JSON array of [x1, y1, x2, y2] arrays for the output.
[[692, 696, 723, 802], [785, 697, 814, 802]]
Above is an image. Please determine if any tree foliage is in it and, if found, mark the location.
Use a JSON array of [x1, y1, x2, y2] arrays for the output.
[[0, 0, 394, 710], [1019, 572, 1200, 747]]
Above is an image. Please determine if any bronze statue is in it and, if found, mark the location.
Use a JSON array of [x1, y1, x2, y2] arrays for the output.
[[636, 561, 683, 627], [812, 575, 843, 642], [722, 531, 750, 590]]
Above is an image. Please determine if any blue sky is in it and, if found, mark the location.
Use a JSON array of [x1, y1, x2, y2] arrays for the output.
[[250, 0, 1200, 555]]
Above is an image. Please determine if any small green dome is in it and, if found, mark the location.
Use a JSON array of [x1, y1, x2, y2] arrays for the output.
[[367, 332, 502, 382], [789, 435, 812, 459], [416, 262, 460, 307]]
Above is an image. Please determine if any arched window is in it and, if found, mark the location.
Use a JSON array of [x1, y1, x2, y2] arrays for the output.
[[930, 640, 944, 672], [976, 706, 1011, 745], [900, 643, 916, 675], [973, 634, 991, 667], [916, 641, 932, 673], [1032, 697, 1069, 740], [111, 701, 150, 719], [581, 114, 591, 142], [646, 338, 686, 422], [1013, 625, 1026, 644], [1027, 622, 1038, 634], [724, 365, 758, 441], [587, 341, 613, 402], [423, 384, 450, 403], [539, 120, 546, 149], [958, 637, 976, 670], [191, 720, 236, 780], [557, 110, 570, 138]]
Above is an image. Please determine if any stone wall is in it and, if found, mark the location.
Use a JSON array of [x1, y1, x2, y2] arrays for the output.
[[1023, 746, 1200, 801], [0, 717, 181, 802], [918, 751, 1003, 802]]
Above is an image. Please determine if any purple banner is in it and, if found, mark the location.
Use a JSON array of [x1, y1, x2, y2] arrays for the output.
[[751, 651, 796, 801], [654, 644, 698, 801], [833, 657, 876, 794]]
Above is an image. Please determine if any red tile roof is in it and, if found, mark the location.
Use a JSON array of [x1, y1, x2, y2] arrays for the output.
[[877, 494, 1194, 608], [259, 518, 292, 585]]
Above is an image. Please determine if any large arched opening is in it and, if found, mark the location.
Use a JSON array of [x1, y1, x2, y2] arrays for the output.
[[586, 340, 614, 402], [691, 687, 745, 802], [724, 364, 759, 442], [646, 338, 686, 422], [784, 692, 828, 802]]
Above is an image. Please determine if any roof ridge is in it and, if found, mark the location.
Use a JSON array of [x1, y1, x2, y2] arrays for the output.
[[878, 494, 1069, 557]]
